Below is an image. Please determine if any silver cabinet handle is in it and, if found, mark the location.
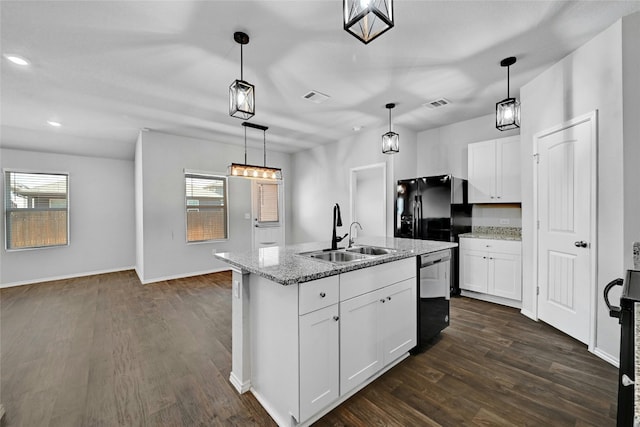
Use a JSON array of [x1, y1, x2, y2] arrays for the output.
[[319, 292, 326, 298], [574, 241, 588, 248], [333, 316, 339, 321]]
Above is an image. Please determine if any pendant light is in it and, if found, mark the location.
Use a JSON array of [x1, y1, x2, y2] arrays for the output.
[[496, 56, 520, 131], [343, 0, 394, 44], [228, 122, 282, 180], [382, 103, 399, 154], [229, 31, 255, 120]]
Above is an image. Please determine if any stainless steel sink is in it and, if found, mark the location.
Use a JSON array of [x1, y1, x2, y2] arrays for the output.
[[345, 246, 397, 255], [298, 245, 396, 264]]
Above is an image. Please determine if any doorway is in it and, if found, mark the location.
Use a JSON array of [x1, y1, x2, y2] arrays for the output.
[[349, 163, 386, 238], [534, 111, 597, 348], [251, 180, 285, 250]]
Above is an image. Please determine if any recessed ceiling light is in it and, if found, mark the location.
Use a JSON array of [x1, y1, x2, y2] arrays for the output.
[[47, 120, 61, 127], [4, 54, 30, 66]]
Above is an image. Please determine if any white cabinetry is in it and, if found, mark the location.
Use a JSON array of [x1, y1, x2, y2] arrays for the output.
[[249, 257, 417, 426], [339, 258, 416, 395], [468, 136, 521, 203], [459, 237, 522, 307]]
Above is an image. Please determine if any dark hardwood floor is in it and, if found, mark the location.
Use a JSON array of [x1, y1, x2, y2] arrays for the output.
[[1, 270, 618, 426]]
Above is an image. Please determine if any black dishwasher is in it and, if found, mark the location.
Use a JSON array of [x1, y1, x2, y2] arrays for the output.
[[416, 249, 451, 350]]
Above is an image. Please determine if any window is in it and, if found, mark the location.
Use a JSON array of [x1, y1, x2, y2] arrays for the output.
[[4, 170, 69, 250], [256, 182, 280, 224], [185, 173, 228, 242]]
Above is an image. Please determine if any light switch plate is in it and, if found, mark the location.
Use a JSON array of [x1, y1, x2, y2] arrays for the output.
[[244, 213, 251, 220]]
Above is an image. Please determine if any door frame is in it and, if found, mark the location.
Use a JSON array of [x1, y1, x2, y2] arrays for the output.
[[532, 110, 598, 351], [349, 162, 387, 237]]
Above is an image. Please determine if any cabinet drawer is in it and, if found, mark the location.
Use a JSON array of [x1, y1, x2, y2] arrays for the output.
[[299, 275, 340, 315], [340, 257, 415, 302], [460, 237, 521, 255]]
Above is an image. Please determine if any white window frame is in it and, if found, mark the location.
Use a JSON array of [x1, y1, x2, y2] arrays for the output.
[[184, 170, 229, 244], [3, 168, 70, 251]]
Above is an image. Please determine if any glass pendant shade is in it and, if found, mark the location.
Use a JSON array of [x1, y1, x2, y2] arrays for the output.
[[344, 0, 394, 44], [229, 79, 255, 119], [382, 131, 399, 154], [496, 56, 520, 131], [496, 97, 520, 130], [229, 32, 255, 119]]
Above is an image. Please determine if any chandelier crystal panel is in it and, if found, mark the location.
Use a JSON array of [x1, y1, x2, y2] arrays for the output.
[[229, 31, 255, 120], [343, 0, 394, 44], [382, 103, 399, 154], [496, 56, 520, 131]]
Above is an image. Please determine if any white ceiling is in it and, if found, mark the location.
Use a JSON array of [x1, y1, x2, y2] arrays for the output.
[[2, 1, 640, 160]]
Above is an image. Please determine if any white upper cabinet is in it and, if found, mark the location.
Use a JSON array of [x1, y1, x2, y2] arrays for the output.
[[468, 136, 521, 203]]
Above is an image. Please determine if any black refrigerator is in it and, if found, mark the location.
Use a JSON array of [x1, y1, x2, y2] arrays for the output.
[[394, 175, 472, 295]]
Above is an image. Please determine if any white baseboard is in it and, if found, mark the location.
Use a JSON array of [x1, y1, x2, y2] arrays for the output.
[[592, 346, 619, 368], [460, 290, 522, 309], [229, 372, 251, 394], [520, 308, 537, 321], [139, 267, 230, 285], [0, 266, 135, 289]]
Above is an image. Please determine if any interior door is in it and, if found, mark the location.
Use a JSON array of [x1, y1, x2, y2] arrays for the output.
[[351, 163, 386, 239], [537, 118, 593, 344], [252, 180, 284, 250]]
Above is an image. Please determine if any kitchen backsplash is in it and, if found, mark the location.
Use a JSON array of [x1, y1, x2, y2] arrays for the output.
[[471, 204, 522, 228]]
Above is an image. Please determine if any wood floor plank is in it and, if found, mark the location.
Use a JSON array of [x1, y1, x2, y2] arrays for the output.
[[1, 270, 618, 426]]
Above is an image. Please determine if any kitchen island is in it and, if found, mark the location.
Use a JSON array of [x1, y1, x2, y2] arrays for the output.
[[215, 236, 456, 426]]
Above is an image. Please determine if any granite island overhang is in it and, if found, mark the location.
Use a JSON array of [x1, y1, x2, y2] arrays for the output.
[[215, 236, 457, 426]]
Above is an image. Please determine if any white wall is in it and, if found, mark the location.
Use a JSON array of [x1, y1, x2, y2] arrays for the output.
[[622, 12, 640, 270], [520, 19, 628, 362], [0, 149, 135, 286], [136, 130, 291, 283], [416, 113, 519, 178], [290, 125, 416, 244]]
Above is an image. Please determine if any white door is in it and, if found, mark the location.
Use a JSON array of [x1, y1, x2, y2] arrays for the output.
[[496, 136, 521, 202], [381, 279, 417, 365], [339, 291, 383, 395], [468, 141, 496, 203], [489, 252, 522, 301], [537, 118, 594, 344], [460, 249, 488, 293], [252, 180, 284, 249], [299, 304, 339, 421], [350, 163, 386, 238]]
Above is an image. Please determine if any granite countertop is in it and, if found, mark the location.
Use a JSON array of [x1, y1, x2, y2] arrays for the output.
[[459, 226, 522, 241], [215, 236, 456, 286]]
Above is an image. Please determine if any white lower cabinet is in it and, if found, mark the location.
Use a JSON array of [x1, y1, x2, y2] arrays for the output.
[[460, 237, 522, 304], [339, 274, 417, 395], [299, 304, 339, 421]]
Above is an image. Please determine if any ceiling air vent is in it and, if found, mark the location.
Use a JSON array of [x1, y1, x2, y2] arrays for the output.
[[423, 98, 451, 109], [302, 90, 330, 104]]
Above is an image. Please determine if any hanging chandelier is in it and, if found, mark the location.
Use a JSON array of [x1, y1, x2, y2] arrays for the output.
[[229, 31, 255, 119], [228, 122, 282, 180], [343, 0, 394, 44], [382, 103, 399, 154], [496, 56, 520, 131]]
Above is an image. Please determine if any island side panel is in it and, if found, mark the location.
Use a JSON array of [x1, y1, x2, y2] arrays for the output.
[[250, 274, 300, 425], [230, 269, 252, 393]]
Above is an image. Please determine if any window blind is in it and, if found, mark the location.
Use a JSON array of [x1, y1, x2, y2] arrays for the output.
[[4, 171, 69, 250], [258, 182, 279, 223], [185, 173, 228, 242]]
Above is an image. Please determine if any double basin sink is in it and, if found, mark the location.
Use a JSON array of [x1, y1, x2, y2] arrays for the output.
[[298, 245, 398, 264]]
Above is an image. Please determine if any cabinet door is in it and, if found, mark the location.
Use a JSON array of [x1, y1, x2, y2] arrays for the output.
[[460, 249, 489, 293], [496, 136, 521, 202], [489, 252, 522, 301], [299, 304, 339, 420], [381, 278, 417, 365], [339, 290, 383, 395], [468, 140, 496, 203]]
